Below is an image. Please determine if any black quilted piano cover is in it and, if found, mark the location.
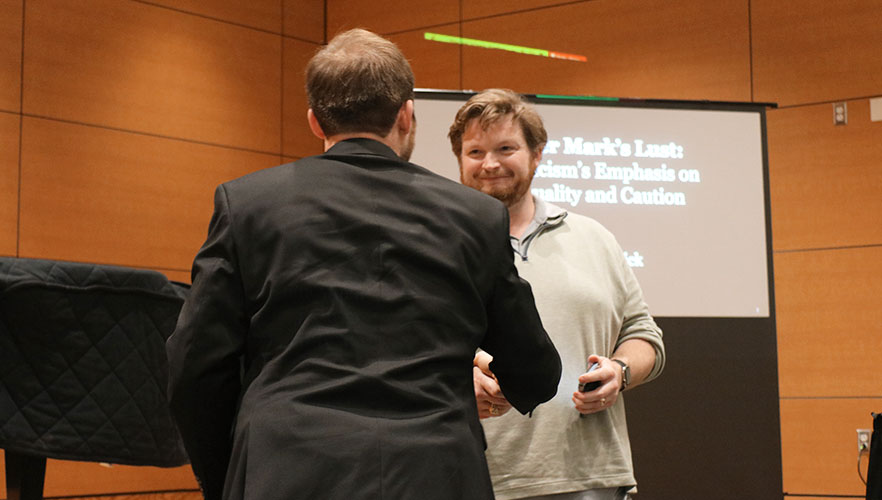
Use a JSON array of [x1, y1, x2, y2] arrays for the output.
[[0, 257, 190, 467]]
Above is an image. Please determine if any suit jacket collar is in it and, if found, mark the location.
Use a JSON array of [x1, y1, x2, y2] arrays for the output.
[[325, 138, 401, 161]]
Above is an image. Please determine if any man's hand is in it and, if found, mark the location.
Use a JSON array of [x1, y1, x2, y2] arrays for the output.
[[571, 354, 622, 415], [473, 352, 512, 419]]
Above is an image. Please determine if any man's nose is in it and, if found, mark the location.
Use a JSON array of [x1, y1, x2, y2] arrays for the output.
[[482, 153, 501, 170]]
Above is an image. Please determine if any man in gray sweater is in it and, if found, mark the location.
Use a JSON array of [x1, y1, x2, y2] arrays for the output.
[[450, 89, 666, 500]]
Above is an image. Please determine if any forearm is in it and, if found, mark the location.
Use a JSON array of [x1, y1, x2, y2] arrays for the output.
[[611, 338, 657, 389]]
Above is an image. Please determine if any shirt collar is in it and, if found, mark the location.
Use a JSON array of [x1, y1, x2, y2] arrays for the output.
[[521, 196, 567, 239]]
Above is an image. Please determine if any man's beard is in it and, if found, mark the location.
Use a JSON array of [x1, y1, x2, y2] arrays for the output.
[[464, 166, 536, 207]]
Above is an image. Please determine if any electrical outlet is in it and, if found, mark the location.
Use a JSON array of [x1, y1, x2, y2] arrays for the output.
[[833, 102, 848, 125], [858, 429, 871, 452]]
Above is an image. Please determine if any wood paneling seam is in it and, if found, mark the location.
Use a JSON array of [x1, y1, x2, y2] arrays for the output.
[[17, 0, 25, 257], [775, 244, 882, 254], [748, 0, 754, 102], [129, 0, 282, 37], [280, 0, 285, 167], [460, 0, 593, 24], [21, 113, 282, 157]]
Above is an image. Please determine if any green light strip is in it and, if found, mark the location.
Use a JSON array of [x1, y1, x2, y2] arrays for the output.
[[425, 32, 549, 57], [535, 94, 619, 102]]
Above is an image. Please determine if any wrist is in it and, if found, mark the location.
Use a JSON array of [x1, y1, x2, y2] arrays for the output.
[[611, 358, 630, 391]]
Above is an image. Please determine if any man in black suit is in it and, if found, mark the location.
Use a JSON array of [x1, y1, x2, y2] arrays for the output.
[[166, 29, 561, 500]]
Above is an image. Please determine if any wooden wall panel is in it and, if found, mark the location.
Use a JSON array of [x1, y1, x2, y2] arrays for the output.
[[64, 493, 200, 500], [326, 0, 458, 36], [23, 0, 281, 153], [463, 0, 566, 20], [461, 0, 751, 101], [282, 38, 323, 158], [780, 398, 879, 496], [752, 0, 882, 107], [767, 100, 882, 251], [284, 0, 325, 43], [389, 25, 461, 91], [0, 451, 197, 500], [59, 493, 200, 500], [41, 460, 196, 498], [18, 117, 279, 271], [784, 495, 859, 500], [774, 247, 882, 398], [145, 0, 282, 32], [0, 0, 21, 113], [0, 112, 18, 257]]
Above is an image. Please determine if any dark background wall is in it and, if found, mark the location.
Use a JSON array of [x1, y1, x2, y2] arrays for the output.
[[1, 1, 880, 499]]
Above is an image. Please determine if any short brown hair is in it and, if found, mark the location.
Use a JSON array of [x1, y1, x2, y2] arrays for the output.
[[306, 29, 415, 137], [448, 88, 547, 158]]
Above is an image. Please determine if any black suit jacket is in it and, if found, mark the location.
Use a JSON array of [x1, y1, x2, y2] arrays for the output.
[[166, 138, 561, 500]]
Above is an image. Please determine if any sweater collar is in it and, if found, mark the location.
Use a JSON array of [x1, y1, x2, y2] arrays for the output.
[[530, 196, 567, 230]]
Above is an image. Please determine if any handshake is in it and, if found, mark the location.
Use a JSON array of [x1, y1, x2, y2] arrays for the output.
[[473, 352, 622, 419], [473, 351, 513, 419]]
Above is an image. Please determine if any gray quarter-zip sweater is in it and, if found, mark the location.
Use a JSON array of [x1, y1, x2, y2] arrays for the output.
[[483, 197, 665, 499]]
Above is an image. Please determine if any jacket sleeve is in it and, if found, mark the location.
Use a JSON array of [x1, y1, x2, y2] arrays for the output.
[[166, 184, 248, 500], [479, 205, 562, 414]]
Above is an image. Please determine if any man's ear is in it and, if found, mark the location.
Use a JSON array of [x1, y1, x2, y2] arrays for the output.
[[396, 100, 415, 135], [531, 148, 543, 170], [307, 109, 326, 140]]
